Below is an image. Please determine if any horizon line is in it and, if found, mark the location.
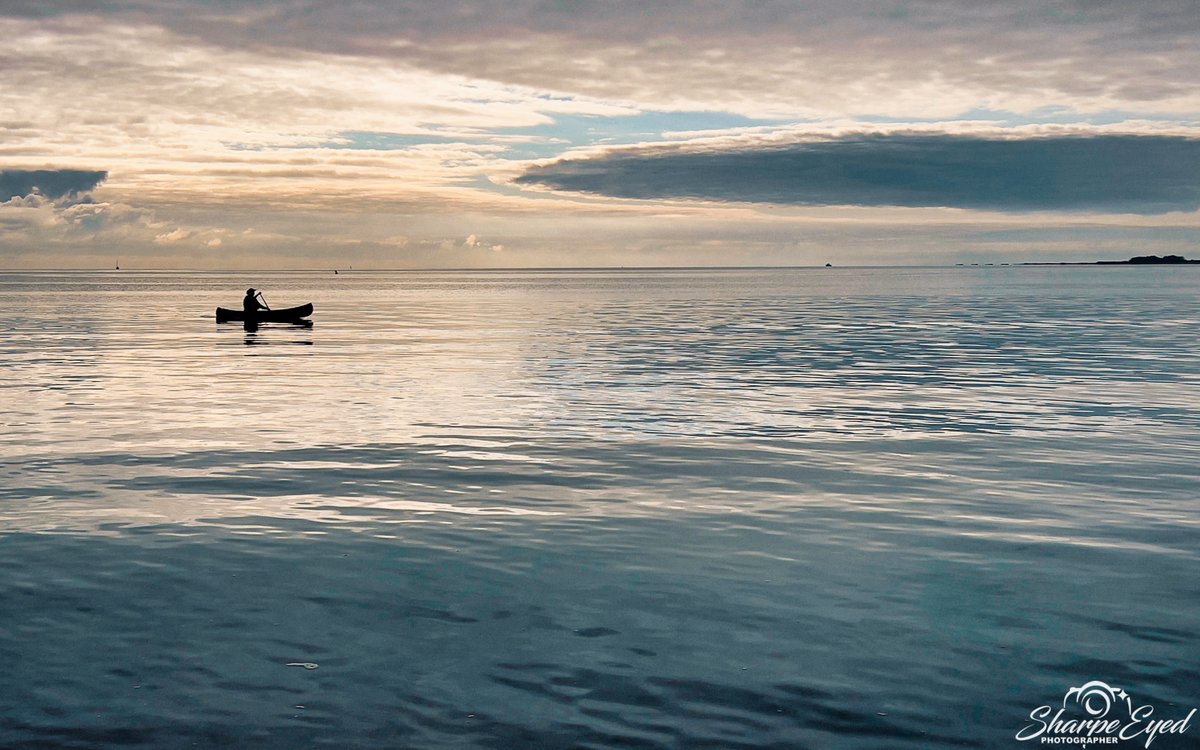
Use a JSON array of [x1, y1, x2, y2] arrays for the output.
[[0, 262, 1122, 273]]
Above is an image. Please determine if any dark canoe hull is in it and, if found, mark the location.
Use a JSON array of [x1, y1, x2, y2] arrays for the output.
[[216, 303, 314, 323]]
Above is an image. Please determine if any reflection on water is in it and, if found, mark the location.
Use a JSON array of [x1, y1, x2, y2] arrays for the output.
[[1, 267, 1198, 749], [241, 321, 316, 345]]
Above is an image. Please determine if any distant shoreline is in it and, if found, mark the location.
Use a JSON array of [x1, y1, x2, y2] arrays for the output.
[[1021, 254, 1200, 266]]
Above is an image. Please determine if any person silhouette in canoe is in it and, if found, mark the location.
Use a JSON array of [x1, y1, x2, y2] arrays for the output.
[[243, 288, 268, 315]]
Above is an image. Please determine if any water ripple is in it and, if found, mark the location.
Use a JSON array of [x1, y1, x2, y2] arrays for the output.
[[2, 268, 1199, 749]]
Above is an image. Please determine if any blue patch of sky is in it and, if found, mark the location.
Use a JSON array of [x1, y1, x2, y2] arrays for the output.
[[495, 111, 791, 159], [327, 107, 1192, 156], [318, 110, 789, 160], [332, 131, 466, 149]]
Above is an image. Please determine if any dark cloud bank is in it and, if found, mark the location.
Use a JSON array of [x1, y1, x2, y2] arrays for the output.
[[516, 135, 1200, 213], [0, 169, 107, 201]]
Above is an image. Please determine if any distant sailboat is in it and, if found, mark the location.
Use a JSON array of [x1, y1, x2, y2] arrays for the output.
[[115, 258, 120, 270]]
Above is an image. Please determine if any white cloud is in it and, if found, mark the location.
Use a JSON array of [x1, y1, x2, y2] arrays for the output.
[[155, 227, 192, 243], [1, 191, 52, 209]]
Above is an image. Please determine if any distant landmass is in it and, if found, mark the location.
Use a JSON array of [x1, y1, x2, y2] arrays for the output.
[[1022, 255, 1200, 266], [1096, 254, 1199, 265]]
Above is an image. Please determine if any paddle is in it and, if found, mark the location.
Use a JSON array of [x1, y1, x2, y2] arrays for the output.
[[257, 292, 271, 311]]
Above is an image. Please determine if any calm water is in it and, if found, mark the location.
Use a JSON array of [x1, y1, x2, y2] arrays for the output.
[[1, 267, 1198, 749]]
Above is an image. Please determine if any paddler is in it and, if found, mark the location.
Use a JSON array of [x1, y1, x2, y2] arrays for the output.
[[242, 288, 268, 314]]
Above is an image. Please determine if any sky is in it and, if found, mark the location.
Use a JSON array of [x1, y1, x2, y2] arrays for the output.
[[1, 0, 1199, 268]]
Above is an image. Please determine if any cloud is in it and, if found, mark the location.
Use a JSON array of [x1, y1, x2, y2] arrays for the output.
[[0, 169, 107, 202], [515, 134, 1200, 213], [3, 4, 1200, 268], [457, 233, 505, 252], [0, 17, 635, 217], [155, 227, 192, 243], [4, 2, 1199, 118], [0, 167, 163, 256]]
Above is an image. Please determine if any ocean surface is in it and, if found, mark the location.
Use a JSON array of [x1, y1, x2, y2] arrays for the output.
[[1, 266, 1198, 749]]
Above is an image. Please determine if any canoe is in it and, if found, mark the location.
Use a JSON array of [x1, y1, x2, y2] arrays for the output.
[[215, 303, 314, 323]]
